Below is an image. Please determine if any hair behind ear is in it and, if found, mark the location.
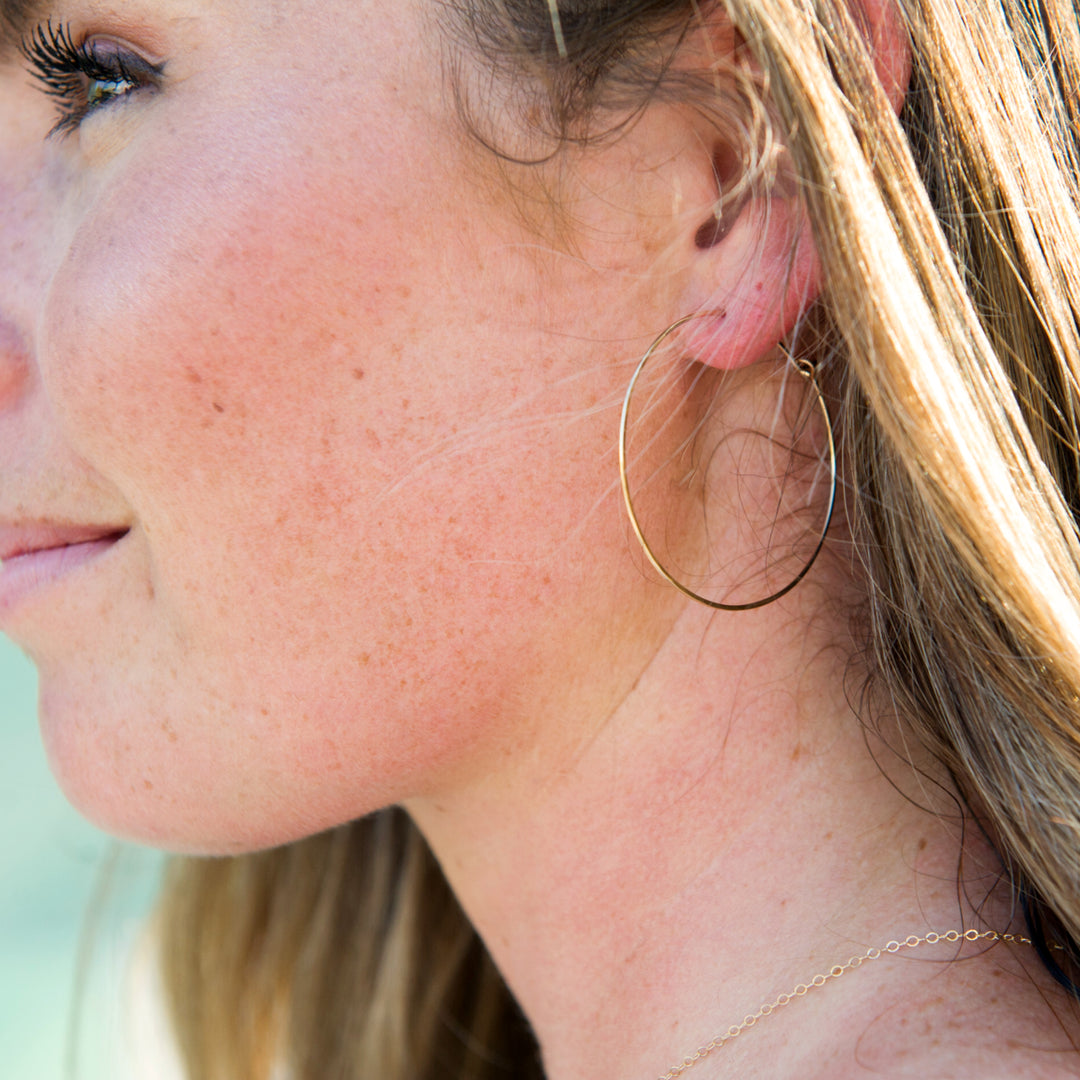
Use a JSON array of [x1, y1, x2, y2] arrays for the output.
[[158, 811, 542, 1080], [729, 0, 1080, 967]]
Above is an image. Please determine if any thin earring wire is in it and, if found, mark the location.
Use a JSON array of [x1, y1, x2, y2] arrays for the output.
[[619, 314, 837, 610]]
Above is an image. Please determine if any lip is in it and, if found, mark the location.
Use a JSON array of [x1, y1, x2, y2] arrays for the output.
[[0, 523, 129, 618]]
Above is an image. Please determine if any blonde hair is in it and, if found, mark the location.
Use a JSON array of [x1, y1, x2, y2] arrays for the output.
[[158, 0, 1080, 1075]]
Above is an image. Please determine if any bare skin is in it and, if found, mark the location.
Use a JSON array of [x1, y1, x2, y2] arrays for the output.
[[409, 584, 1080, 1080], [0, 1, 1076, 1077]]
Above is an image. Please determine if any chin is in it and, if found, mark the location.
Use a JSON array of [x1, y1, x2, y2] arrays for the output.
[[37, 687, 352, 857]]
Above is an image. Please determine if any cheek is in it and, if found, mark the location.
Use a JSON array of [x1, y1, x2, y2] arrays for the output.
[[31, 105, 631, 850], [44, 128, 406, 471], [33, 120, 463, 821], [40, 95, 467, 609]]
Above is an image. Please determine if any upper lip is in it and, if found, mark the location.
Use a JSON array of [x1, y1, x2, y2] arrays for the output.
[[0, 521, 130, 563]]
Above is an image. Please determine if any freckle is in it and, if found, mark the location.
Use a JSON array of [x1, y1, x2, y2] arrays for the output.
[[791, 743, 803, 760], [212, 402, 225, 413], [402, 398, 410, 409], [143, 779, 153, 790], [824, 831, 832, 841], [185, 367, 202, 383], [353, 368, 365, 380], [359, 653, 371, 666], [398, 285, 412, 299], [917, 837, 928, 851]]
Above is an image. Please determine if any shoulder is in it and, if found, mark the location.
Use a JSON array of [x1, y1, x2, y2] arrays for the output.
[[810, 949, 1080, 1080], [811, 1021, 1080, 1080], [816, 1049, 1080, 1079]]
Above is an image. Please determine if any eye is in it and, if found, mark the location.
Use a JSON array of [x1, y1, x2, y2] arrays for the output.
[[87, 73, 134, 110], [21, 20, 164, 138]]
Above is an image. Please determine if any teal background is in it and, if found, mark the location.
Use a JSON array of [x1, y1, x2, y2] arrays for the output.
[[0, 635, 164, 1079]]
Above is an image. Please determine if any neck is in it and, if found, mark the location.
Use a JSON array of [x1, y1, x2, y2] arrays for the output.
[[406, 596, 1010, 1080]]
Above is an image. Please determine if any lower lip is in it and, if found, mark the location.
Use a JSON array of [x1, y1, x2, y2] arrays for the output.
[[0, 535, 126, 617]]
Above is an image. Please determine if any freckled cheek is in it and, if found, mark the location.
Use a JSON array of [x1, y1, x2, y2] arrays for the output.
[[41, 177, 373, 499], [35, 153, 485, 667], [42, 219, 240, 479], [38, 85, 463, 512]]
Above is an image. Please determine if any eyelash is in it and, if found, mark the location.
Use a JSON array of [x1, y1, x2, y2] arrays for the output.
[[21, 21, 164, 138]]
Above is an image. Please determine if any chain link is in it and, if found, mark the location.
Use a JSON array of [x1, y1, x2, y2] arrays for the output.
[[657, 929, 1032, 1080]]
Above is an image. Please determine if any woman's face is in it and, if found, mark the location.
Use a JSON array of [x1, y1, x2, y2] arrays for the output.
[[0, 0, 695, 850]]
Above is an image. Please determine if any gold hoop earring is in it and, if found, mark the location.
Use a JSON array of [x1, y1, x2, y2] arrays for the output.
[[618, 314, 837, 611]]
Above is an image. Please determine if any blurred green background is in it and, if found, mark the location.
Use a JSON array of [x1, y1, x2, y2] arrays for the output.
[[0, 635, 165, 1079]]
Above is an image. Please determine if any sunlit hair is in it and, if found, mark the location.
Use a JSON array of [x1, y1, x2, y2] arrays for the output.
[[157, 0, 1080, 1075]]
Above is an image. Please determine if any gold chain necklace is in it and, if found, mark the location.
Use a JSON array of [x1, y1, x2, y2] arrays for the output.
[[658, 928, 1032, 1080]]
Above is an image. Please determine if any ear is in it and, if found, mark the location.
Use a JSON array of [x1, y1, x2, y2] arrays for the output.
[[677, 0, 910, 370]]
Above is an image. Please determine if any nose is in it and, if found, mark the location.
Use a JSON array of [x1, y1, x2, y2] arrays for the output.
[[0, 73, 48, 414], [0, 317, 30, 411]]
